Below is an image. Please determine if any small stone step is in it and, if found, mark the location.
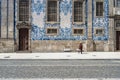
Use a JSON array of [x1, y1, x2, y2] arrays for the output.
[[16, 50, 32, 53]]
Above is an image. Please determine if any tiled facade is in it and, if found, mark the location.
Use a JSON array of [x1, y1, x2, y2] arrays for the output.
[[0, 0, 119, 52], [31, 0, 87, 40], [31, 0, 109, 41]]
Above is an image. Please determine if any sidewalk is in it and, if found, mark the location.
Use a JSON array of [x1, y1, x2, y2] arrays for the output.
[[0, 52, 120, 59], [0, 78, 120, 80]]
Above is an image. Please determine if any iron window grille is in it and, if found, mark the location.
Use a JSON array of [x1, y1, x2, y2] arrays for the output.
[[47, 0, 57, 22], [96, 2, 103, 16], [19, 0, 29, 21], [74, 1, 83, 22], [73, 29, 83, 35]]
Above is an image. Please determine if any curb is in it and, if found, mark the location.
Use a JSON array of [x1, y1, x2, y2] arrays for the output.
[[0, 78, 120, 80]]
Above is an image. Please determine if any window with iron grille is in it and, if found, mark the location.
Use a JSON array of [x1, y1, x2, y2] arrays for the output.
[[96, 29, 103, 35], [47, 28, 58, 35], [117, 0, 120, 7], [47, 0, 57, 22], [73, 29, 83, 35], [74, 1, 83, 22], [96, 2, 103, 16], [19, 0, 29, 21], [116, 20, 120, 27]]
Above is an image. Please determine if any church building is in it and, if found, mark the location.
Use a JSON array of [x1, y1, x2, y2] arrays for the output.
[[0, 0, 119, 52]]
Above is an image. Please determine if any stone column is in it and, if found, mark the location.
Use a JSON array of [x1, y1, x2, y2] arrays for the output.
[[1, 0, 7, 38], [108, 0, 115, 51], [8, 0, 14, 38], [108, 19, 115, 51], [86, 0, 94, 51]]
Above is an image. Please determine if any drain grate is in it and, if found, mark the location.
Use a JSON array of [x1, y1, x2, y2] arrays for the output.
[[4, 56, 10, 58]]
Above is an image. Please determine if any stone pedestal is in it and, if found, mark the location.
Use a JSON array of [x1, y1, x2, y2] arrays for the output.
[[104, 41, 109, 51], [86, 40, 94, 51], [0, 39, 14, 53], [108, 39, 115, 51]]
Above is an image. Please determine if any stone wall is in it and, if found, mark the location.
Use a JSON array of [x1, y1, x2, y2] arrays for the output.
[[31, 40, 86, 52], [1, 0, 14, 38], [0, 0, 116, 53], [94, 41, 106, 51], [0, 39, 14, 53], [31, 40, 108, 52], [0, 0, 15, 53], [0, 39, 110, 53]]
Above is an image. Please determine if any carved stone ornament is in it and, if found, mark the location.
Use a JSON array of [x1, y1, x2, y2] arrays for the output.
[[17, 22, 31, 29]]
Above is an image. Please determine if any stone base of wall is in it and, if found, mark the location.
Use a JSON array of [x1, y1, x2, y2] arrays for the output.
[[0, 40, 114, 53], [31, 40, 109, 52], [94, 41, 106, 51], [0, 39, 14, 53], [108, 40, 115, 52], [31, 40, 86, 52], [86, 40, 94, 51]]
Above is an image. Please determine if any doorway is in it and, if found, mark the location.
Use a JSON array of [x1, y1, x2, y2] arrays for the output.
[[19, 28, 29, 51], [116, 31, 120, 50]]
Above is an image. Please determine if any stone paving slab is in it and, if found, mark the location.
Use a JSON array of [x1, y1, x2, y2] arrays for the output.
[[0, 52, 120, 59]]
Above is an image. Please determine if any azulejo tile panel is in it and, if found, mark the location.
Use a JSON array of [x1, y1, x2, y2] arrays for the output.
[[15, 0, 109, 41], [31, 0, 45, 15], [92, 0, 109, 40], [31, 0, 87, 40], [60, 0, 72, 15]]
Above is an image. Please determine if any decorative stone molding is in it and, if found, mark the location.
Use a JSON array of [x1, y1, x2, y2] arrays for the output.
[[16, 22, 31, 29]]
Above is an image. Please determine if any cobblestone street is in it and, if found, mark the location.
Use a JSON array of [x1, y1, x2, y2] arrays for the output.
[[0, 60, 120, 79]]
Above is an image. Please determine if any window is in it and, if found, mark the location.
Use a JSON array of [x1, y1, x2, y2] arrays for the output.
[[73, 1, 83, 22], [47, 0, 58, 22], [73, 29, 83, 35], [96, 29, 103, 35], [114, 0, 116, 7], [47, 28, 58, 35], [116, 20, 120, 27], [19, 0, 29, 21], [117, 0, 120, 7], [96, 2, 103, 16]]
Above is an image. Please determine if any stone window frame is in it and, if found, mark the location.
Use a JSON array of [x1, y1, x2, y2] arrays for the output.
[[72, 27, 85, 36], [46, 27, 59, 36], [46, 0, 59, 24], [94, 0, 104, 18], [115, 0, 120, 7], [94, 28, 104, 36], [115, 19, 120, 27], [72, 0, 85, 24], [17, 0, 31, 23]]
